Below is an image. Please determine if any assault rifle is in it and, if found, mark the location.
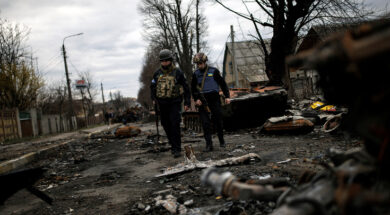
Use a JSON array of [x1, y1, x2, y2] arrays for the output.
[[195, 92, 211, 112], [154, 101, 160, 141]]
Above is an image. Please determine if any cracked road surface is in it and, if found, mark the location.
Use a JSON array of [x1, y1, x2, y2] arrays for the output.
[[0, 122, 360, 214]]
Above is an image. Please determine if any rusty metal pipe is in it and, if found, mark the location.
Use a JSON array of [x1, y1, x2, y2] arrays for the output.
[[201, 167, 234, 195], [201, 168, 286, 201]]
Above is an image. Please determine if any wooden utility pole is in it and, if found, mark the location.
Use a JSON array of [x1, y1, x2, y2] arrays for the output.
[[62, 33, 83, 130], [196, 0, 200, 53], [230, 25, 239, 88], [101, 82, 106, 114], [62, 44, 75, 130]]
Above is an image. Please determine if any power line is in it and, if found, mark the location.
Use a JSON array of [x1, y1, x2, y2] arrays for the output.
[[40, 53, 62, 69], [213, 33, 231, 69], [40, 53, 63, 73], [236, 17, 248, 41], [68, 58, 81, 75], [40, 58, 63, 76]]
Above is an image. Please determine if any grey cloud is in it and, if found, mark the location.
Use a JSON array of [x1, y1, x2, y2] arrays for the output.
[[2, 0, 385, 100]]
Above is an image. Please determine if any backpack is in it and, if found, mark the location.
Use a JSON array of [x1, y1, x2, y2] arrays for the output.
[[156, 69, 183, 99]]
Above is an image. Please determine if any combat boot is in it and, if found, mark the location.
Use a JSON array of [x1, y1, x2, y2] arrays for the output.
[[220, 142, 226, 148], [218, 135, 226, 148], [203, 144, 214, 152], [173, 151, 182, 158]]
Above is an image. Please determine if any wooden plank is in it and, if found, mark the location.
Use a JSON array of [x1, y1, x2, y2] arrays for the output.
[[12, 110, 16, 137], [0, 109, 18, 141], [1, 111, 5, 141]]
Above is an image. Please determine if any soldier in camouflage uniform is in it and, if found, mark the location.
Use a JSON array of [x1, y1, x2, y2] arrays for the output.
[[150, 49, 191, 158]]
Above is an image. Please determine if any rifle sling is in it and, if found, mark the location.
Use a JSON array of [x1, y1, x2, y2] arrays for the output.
[[199, 66, 208, 92], [197, 67, 211, 112]]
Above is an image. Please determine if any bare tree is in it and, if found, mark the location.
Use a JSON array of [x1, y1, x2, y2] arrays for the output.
[[0, 17, 44, 110], [214, 0, 372, 89], [36, 86, 56, 113], [195, 0, 208, 53], [109, 91, 113, 102], [36, 81, 67, 115], [137, 44, 161, 109], [139, 0, 208, 81], [111, 90, 126, 112]]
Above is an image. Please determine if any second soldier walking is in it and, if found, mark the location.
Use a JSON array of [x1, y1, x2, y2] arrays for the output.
[[191, 52, 230, 152]]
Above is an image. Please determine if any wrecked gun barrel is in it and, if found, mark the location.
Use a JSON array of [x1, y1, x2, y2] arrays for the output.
[[287, 19, 390, 165], [271, 179, 335, 215], [273, 19, 390, 215], [201, 167, 286, 201], [0, 167, 52, 205]]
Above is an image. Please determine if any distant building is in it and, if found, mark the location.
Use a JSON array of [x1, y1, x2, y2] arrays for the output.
[[222, 40, 269, 88], [221, 25, 352, 99]]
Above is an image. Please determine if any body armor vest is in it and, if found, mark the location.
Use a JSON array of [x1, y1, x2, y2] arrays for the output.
[[156, 69, 183, 99], [195, 67, 219, 93]]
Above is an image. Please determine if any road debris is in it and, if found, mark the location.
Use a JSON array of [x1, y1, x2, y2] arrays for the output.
[[155, 194, 188, 214], [262, 116, 314, 134], [270, 147, 390, 215], [114, 125, 141, 138], [184, 199, 193, 206], [201, 167, 288, 201], [276, 159, 292, 164], [322, 113, 343, 133], [310, 101, 336, 112], [155, 145, 261, 177]]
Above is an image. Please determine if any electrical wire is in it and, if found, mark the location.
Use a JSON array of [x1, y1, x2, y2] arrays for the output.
[[40, 58, 63, 76], [68, 58, 81, 75], [213, 33, 231, 69], [39, 53, 62, 73]]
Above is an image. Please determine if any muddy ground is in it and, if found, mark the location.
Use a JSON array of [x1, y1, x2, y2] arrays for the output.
[[0, 122, 361, 215]]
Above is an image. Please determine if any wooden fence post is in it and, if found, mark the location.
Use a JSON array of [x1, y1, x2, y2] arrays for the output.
[[15, 108, 22, 138], [1, 110, 5, 141]]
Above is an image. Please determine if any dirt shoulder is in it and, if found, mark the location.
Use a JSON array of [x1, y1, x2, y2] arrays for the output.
[[0, 124, 121, 163]]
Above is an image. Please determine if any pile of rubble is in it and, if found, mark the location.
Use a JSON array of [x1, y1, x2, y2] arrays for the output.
[[261, 97, 347, 135], [201, 146, 390, 215], [200, 19, 390, 215]]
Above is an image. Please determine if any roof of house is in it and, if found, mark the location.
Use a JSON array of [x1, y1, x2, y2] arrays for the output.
[[311, 25, 349, 39], [309, 19, 390, 39], [297, 24, 356, 52], [224, 40, 269, 83]]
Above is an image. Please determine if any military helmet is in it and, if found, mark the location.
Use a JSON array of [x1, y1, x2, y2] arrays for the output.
[[159, 49, 173, 61], [193, 52, 208, 64]]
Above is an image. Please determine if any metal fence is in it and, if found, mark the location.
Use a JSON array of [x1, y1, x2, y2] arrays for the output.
[[76, 115, 104, 128], [0, 109, 19, 142], [182, 112, 202, 132]]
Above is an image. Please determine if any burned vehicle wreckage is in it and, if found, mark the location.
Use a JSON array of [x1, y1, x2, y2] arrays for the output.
[[182, 86, 288, 132], [221, 87, 288, 131], [201, 19, 390, 215]]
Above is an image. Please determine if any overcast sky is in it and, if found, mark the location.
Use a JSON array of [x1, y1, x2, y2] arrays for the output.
[[0, 0, 387, 101]]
